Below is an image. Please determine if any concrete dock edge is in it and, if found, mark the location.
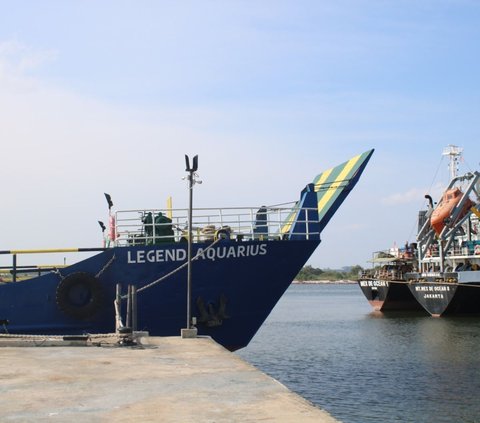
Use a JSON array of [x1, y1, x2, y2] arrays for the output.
[[0, 336, 339, 422]]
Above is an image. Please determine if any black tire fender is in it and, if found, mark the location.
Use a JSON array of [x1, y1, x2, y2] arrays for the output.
[[56, 272, 104, 320]]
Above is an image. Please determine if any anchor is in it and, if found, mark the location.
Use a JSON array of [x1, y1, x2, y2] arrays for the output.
[[196, 294, 229, 327]]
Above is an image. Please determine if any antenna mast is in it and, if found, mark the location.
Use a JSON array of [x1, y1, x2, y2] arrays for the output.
[[442, 145, 463, 181]]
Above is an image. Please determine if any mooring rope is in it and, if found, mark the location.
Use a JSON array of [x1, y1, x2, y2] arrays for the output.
[[51, 252, 116, 281], [51, 267, 65, 281], [0, 332, 118, 339], [95, 253, 116, 278]]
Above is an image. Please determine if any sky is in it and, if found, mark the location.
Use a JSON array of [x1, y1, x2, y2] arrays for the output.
[[1, 0, 480, 269]]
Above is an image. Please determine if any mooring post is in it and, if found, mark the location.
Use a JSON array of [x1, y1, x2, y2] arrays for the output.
[[115, 284, 122, 333], [126, 285, 132, 330], [12, 254, 17, 283], [132, 285, 138, 332]]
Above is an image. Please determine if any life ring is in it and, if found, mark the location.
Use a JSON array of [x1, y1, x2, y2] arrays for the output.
[[56, 272, 104, 320]]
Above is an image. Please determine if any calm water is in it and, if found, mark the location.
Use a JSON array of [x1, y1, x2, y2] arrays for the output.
[[236, 284, 480, 423]]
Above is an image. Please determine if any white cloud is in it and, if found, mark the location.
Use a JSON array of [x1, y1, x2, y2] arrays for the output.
[[381, 187, 428, 205], [0, 39, 57, 74], [381, 182, 445, 206]]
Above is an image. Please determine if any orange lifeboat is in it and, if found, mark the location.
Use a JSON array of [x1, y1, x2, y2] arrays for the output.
[[430, 188, 474, 235]]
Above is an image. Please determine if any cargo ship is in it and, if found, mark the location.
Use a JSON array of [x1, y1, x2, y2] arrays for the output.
[[358, 145, 480, 316], [0, 150, 373, 350], [406, 146, 480, 316], [358, 245, 423, 311]]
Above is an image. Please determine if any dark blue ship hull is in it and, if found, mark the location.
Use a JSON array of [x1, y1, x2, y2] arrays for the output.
[[0, 149, 374, 350], [0, 240, 318, 350]]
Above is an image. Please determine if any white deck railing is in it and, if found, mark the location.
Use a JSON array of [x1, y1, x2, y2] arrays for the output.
[[114, 205, 319, 246]]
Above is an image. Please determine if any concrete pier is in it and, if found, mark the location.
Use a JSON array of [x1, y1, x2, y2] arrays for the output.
[[0, 336, 338, 422]]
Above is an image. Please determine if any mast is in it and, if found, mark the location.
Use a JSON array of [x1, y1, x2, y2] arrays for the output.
[[442, 145, 463, 181]]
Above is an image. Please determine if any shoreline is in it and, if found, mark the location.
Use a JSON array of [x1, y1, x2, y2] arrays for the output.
[[293, 280, 356, 285]]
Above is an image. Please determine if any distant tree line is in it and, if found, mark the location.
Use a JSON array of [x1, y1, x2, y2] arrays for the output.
[[295, 265, 364, 281]]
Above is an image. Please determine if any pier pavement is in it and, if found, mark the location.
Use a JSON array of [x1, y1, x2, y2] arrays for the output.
[[0, 335, 338, 422]]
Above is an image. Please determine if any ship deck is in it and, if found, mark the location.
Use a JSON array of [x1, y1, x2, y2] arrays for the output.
[[0, 335, 337, 422]]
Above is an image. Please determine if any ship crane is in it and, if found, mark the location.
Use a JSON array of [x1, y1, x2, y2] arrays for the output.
[[417, 146, 480, 272]]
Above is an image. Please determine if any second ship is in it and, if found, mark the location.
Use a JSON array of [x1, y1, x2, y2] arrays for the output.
[[358, 145, 480, 316]]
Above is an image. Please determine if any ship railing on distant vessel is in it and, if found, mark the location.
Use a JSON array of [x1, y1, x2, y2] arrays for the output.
[[114, 205, 321, 246], [360, 248, 416, 281], [360, 268, 408, 281]]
